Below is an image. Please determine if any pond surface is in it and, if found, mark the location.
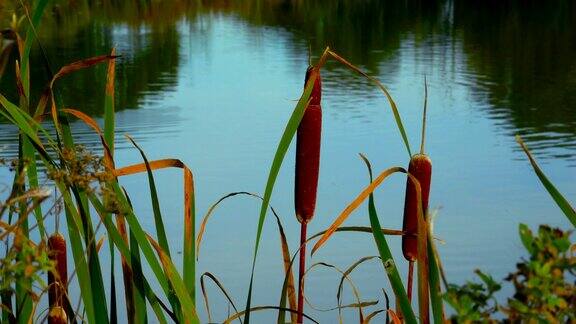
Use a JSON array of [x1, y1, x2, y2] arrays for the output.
[[1, 1, 575, 322]]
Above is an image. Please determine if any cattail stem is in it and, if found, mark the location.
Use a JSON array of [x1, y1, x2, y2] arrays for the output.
[[407, 260, 414, 302], [295, 65, 321, 323], [297, 223, 308, 324]]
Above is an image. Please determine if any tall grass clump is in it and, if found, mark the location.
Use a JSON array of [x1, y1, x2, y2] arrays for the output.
[[294, 66, 322, 323], [0, 1, 199, 323]]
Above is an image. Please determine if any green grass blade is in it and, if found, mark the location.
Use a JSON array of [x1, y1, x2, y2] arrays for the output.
[[244, 69, 316, 323], [427, 230, 444, 323], [103, 49, 119, 323], [47, 50, 110, 324], [516, 135, 576, 227], [71, 189, 109, 324], [58, 187, 97, 324], [104, 49, 116, 154], [0, 94, 44, 148], [109, 183, 183, 320], [360, 155, 416, 323], [90, 193, 170, 323], [130, 229, 148, 324], [111, 159, 196, 319], [127, 137, 171, 258], [21, 137, 46, 238], [0, 95, 57, 151], [15, 146, 32, 324], [1, 290, 14, 322], [20, 0, 49, 100], [326, 50, 412, 158], [147, 235, 199, 324], [143, 281, 169, 324], [109, 243, 118, 324]]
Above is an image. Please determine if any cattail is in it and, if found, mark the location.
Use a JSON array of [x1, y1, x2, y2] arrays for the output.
[[48, 233, 68, 315], [47, 306, 67, 324], [401, 154, 432, 262], [295, 66, 322, 323], [402, 77, 431, 304], [295, 66, 322, 224]]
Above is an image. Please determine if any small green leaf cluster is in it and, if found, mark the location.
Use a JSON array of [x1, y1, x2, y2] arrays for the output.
[[504, 225, 576, 322], [445, 224, 576, 322]]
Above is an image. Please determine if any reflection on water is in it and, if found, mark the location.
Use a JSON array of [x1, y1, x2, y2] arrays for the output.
[[1, 0, 576, 322], [1, 0, 574, 161], [454, 0, 576, 160]]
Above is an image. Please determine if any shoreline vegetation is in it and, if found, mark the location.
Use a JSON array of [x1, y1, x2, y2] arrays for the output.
[[1, 1, 575, 323]]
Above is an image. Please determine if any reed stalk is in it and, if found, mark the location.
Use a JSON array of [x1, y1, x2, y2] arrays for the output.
[[295, 66, 322, 323]]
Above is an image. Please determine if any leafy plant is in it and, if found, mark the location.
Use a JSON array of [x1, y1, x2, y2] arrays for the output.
[[444, 270, 501, 322], [504, 224, 576, 322], [445, 224, 576, 323]]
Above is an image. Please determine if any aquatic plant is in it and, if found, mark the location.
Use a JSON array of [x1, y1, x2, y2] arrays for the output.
[[0, 1, 575, 323]]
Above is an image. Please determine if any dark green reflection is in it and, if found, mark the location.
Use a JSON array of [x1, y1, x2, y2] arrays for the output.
[[201, 0, 444, 73], [1, 0, 188, 115], [1, 0, 575, 158], [453, 0, 576, 156]]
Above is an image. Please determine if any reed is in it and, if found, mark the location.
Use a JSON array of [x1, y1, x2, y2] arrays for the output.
[[47, 233, 67, 317], [401, 78, 432, 324], [1, 1, 199, 322], [294, 66, 322, 323]]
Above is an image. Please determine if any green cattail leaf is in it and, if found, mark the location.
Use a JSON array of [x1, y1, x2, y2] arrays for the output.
[[0, 94, 44, 149], [327, 50, 412, 158], [427, 228, 445, 323], [147, 235, 199, 323], [70, 187, 110, 324], [126, 136, 171, 259], [111, 183, 184, 320], [517, 135, 576, 227], [57, 186, 97, 324], [88, 192, 172, 323], [20, 0, 49, 99], [129, 229, 148, 323], [244, 67, 317, 323], [359, 155, 417, 324], [111, 158, 197, 319]]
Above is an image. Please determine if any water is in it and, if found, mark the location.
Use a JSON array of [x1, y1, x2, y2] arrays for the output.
[[1, 1, 575, 322]]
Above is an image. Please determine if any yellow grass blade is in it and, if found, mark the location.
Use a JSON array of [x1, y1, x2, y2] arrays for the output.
[[311, 167, 405, 255]]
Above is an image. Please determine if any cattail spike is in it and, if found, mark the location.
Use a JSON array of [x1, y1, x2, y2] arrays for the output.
[[48, 233, 68, 314], [295, 67, 322, 224], [402, 154, 432, 262], [295, 65, 322, 324]]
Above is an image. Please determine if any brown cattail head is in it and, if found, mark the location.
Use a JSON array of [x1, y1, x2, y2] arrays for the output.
[[295, 67, 322, 224], [48, 306, 67, 324], [401, 154, 432, 261], [48, 233, 68, 310]]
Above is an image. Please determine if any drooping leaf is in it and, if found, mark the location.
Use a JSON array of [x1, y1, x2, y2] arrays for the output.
[[516, 135, 576, 227], [359, 154, 416, 323], [200, 272, 242, 324]]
